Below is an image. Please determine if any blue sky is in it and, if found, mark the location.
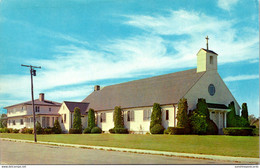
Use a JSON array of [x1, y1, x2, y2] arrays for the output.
[[0, 0, 259, 117]]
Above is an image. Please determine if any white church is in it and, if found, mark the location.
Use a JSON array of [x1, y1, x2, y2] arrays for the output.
[[5, 38, 240, 134]]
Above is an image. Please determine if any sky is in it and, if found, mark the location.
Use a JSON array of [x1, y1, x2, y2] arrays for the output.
[[0, 0, 259, 117]]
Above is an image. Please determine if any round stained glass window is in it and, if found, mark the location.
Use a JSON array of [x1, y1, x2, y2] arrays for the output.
[[208, 84, 215, 96]]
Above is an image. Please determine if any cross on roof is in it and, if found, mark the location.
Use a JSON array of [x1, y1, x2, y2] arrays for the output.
[[206, 36, 209, 50]]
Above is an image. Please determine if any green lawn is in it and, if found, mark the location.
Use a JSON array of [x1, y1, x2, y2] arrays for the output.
[[0, 133, 258, 158]]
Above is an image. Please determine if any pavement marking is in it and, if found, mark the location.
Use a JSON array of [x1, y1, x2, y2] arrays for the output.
[[1, 138, 259, 164]]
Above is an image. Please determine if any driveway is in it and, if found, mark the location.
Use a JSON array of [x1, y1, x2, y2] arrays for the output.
[[0, 140, 248, 165]]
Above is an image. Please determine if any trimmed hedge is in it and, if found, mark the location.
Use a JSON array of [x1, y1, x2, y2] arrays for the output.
[[223, 127, 253, 136], [43, 128, 53, 134], [69, 128, 82, 134], [109, 128, 115, 134], [114, 128, 128, 134], [21, 128, 33, 134], [91, 127, 102, 134], [13, 129, 19, 133], [164, 127, 190, 135], [206, 120, 218, 135], [253, 128, 259, 136], [83, 127, 92, 134], [150, 124, 164, 134], [0, 128, 9, 133]]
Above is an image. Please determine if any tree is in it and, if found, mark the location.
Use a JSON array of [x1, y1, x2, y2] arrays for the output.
[[73, 107, 82, 132], [88, 108, 96, 129], [53, 119, 62, 134], [176, 98, 189, 128], [36, 121, 43, 134], [241, 103, 248, 120], [196, 98, 210, 120], [0, 114, 7, 128], [227, 101, 249, 127], [150, 103, 162, 130], [113, 106, 124, 128]]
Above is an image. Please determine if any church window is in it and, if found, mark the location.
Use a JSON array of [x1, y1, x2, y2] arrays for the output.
[[208, 84, 216, 96], [127, 110, 134, 122], [100, 113, 106, 123], [143, 109, 152, 121], [20, 119, 24, 125], [210, 56, 213, 64], [166, 110, 169, 120]]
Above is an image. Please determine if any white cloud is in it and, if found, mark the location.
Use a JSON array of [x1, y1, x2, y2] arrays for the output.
[[217, 0, 239, 11], [224, 74, 259, 82]]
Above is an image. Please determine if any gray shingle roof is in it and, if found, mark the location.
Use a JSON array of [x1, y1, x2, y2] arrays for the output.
[[4, 99, 61, 109], [201, 48, 218, 55], [64, 101, 89, 115], [207, 103, 228, 109], [82, 69, 205, 111]]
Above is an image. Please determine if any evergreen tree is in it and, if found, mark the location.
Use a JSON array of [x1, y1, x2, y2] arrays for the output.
[[88, 108, 96, 129], [241, 103, 248, 120], [176, 98, 189, 128], [196, 98, 210, 120], [0, 114, 7, 128], [150, 103, 162, 130], [73, 107, 82, 131], [36, 121, 43, 134], [53, 119, 62, 134], [113, 106, 124, 128]]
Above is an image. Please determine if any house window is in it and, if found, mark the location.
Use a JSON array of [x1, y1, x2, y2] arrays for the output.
[[143, 109, 152, 121], [64, 114, 66, 123], [100, 113, 106, 123], [127, 110, 134, 122], [46, 117, 50, 127], [210, 56, 213, 64], [13, 120, 16, 125], [20, 119, 24, 125], [9, 120, 11, 126], [35, 106, 40, 112], [166, 110, 169, 120], [52, 117, 54, 125], [49, 108, 51, 112]]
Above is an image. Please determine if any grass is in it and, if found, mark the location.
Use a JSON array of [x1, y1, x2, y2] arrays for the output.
[[0, 133, 259, 158]]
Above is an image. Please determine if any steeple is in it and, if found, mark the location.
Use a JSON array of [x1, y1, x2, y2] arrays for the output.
[[196, 36, 218, 73]]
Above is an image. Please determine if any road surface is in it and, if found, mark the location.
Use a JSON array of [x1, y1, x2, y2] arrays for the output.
[[0, 140, 246, 165]]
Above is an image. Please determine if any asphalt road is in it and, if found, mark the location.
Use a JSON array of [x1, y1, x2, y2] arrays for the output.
[[0, 140, 244, 165]]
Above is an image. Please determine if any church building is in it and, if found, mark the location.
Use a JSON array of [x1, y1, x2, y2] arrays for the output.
[[81, 37, 240, 134]]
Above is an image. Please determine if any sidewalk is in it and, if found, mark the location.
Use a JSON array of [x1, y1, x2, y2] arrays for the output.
[[1, 138, 259, 164]]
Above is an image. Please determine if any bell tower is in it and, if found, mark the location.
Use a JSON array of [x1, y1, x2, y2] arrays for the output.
[[197, 36, 218, 73]]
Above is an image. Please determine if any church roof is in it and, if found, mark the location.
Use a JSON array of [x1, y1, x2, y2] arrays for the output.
[[201, 48, 218, 55], [4, 99, 61, 109], [82, 69, 205, 112], [63, 101, 89, 114]]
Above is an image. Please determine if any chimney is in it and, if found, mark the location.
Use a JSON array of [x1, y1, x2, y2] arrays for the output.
[[39, 93, 44, 101], [94, 85, 100, 91]]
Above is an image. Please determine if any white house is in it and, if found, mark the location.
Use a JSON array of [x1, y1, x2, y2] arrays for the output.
[[4, 93, 61, 129], [81, 47, 240, 134]]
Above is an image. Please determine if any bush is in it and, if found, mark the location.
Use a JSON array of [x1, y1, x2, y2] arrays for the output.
[[43, 128, 53, 134], [88, 108, 96, 129], [189, 111, 208, 135], [36, 121, 43, 134], [164, 127, 190, 135], [0, 127, 9, 133], [206, 119, 218, 135], [241, 103, 248, 120], [7, 128, 13, 133], [52, 119, 62, 134], [83, 127, 92, 134], [69, 128, 82, 134], [177, 98, 189, 128], [150, 103, 162, 130], [113, 106, 124, 128], [73, 107, 82, 132], [150, 124, 164, 134], [13, 129, 19, 133], [109, 128, 115, 134], [21, 127, 33, 134], [223, 127, 253, 136], [91, 127, 102, 134], [253, 128, 259, 136], [114, 128, 128, 134]]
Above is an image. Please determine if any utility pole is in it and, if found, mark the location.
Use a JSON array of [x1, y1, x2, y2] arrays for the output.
[[21, 64, 41, 142]]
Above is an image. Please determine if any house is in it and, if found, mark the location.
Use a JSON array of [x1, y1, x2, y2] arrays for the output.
[[58, 101, 89, 133], [81, 47, 240, 133], [4, 93, 61, 129]]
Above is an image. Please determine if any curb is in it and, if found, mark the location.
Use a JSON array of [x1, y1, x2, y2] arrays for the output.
[[1, 138, 259, 164]]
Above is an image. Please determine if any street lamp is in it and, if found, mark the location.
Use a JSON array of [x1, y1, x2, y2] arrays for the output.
[[21, 64, 41, 142]]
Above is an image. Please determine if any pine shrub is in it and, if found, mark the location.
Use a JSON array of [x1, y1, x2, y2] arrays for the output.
[[36, 121, 43, 134], [150, 103, 162, 130], [52, 119, 62, 134], [177, 98, 189, 128], [241, 103, 249, 120], [150, 124, 164, 134], [113, 106, 124, 128], [88, 108, 96, 129], [73, 107, 82, 133]]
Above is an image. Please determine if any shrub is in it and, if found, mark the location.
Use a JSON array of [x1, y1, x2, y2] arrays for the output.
[[226, 101, 249, 127], [36, 121, 43, 134], [253, 128, 259, 136], [109, 128, 115, 134], [52, 119, 62, 134], [0, 127, 9, 133], [73, 107, 82, 132], [69, 128, 82, 134], [21, 127, 33, 134], [13, 129, 19, 133], [177, 98, 189, 128], [114, 128, 128, 134], [7, 128, 13, 133], [189, 111, 208, 135], [150, 103, 162, 130], [241, 103, 248, 120], [223, 127, 253, 136], [206, 119, 218, 135], [150, 124, 164, 134], [113, 106, 124, 128], [88, 108, 96, 129], [83, 127, 92, 134], [164, 127, 190, 135], [43, 128, 53, 134], [91, 127, 102, 134]]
